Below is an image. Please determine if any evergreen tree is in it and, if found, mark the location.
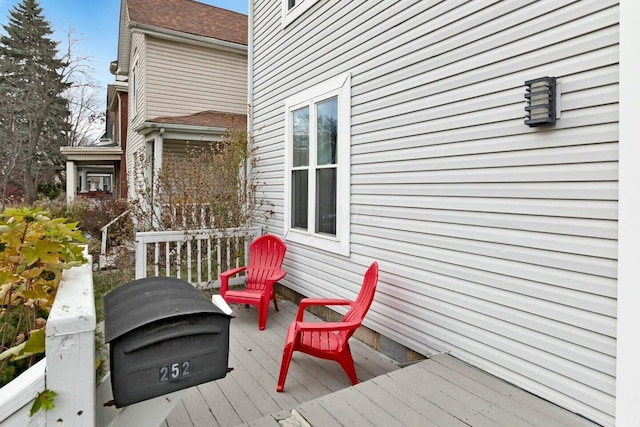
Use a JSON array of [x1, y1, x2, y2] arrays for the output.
[[0, 0, 70, 205]]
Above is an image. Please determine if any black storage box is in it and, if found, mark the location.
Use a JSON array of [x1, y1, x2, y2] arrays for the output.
[[104, 277, 231, 407]]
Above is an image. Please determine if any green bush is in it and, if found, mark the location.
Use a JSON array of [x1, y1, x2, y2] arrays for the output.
[[35, 196, 133, 258], [78, 197, 132, 251], [0, 207, 87, 387]]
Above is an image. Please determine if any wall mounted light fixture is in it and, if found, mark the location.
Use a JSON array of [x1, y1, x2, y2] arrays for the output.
[[525, 77, 557, 126]]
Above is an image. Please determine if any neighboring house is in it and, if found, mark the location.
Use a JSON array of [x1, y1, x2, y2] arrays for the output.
[[114, 0, 248, 201], [249, 1, 639, 426], [60, 141, 124, 206], [63, 0, 248, 208], [60, 99, 125, 205], [61, 65, 129, 206]]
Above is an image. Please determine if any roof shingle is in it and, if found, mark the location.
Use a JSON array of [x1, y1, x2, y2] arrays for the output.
[[148, 110, 247, 129], [126, 0, 247, 45]]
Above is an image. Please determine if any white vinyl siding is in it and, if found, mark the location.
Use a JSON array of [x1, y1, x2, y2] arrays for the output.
[[281, 0, 320, 27], [146, 37, 247, 119], [251, 1, 618, 426], [127, 32, 148, 198]]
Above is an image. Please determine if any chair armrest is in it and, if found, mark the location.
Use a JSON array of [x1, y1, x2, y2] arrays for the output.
[[264, 268, 286, 284], [220, 266, 247, 279], [296, 298, 353, 321], [220, 266, 247, 295], [294, 320, 361, 332]]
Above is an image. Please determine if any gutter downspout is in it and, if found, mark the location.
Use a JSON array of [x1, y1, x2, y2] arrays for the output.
[[247, 0, 255, 229], [248, 0, 254, 141]]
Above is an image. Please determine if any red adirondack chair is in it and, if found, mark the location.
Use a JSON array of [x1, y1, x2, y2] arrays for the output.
[[276, 261, 379, 392], [219, 234, 287, 330]]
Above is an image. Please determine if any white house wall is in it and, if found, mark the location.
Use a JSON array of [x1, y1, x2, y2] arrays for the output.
[[250, 1, 618, 425], [146, 37, 248, 118]]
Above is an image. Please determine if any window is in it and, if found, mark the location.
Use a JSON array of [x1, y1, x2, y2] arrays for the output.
[[284, 73, 351, 255], [282, 0, 320, 27], [131, 59, 139, 116]]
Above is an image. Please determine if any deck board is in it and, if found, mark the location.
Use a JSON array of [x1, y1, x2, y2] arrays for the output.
[[424, 356, 567, 426], [294, 402, 342, 427], [165, 299, 599, 427], [195, 381, 242, 426], [356, 378, 438, 427], [369, 373, 467, 427], [433, 355, 598, 426]]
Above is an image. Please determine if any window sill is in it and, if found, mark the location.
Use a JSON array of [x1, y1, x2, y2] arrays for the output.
[[285, 229, 349, 257]]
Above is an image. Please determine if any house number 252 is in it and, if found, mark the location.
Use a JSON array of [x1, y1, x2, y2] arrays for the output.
[[159, 360, 191, 382]]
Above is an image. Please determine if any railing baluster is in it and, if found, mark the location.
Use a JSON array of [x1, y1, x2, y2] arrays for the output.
[[165, 242, 170, 277], [207, 237, 212, 283], [187, 238, 192, 284], [216, 236, 222, 279], [176, 241, 181, 279], [235, 237, 240, 269], [154, 242, 159, 276], [197, 238, 202, 285]]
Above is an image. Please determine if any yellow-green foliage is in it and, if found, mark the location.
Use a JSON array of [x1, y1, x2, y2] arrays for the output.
[[0, 207, 87, 386]]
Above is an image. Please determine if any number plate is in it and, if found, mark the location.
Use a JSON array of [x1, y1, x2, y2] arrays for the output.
[[159, 360, 191, 383]]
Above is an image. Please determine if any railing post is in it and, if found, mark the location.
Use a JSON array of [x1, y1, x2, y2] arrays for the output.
[[45, 254, 96, 426], [135, 236, 146, 279]]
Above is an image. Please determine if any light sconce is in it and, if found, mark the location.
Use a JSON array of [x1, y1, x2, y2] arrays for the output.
[[525, 77, 557, 127]]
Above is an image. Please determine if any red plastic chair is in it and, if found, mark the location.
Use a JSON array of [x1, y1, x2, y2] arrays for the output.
[[276, 261, 379, 392], [219, 234, 287, 330]]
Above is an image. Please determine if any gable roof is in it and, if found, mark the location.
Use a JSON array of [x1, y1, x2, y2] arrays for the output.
[[126, 0, 247, 45]]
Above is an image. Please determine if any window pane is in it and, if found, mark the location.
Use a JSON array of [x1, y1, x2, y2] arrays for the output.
[[292, 170, 308, 229], [316, 97, 337, 166], [292, 107, 309, 167], [316, 168, 336, 235]]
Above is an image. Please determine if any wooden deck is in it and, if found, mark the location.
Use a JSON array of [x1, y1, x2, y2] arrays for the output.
[[162, 299, 599, 427]]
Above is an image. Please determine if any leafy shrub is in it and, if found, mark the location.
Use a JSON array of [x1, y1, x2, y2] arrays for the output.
[[35, 196, 89, 224], [36, 196, 133, 258], [0, 207, 87, 387], [77, 197, 133, 255], [37, 183, 62, 200], [130, 124, 273, 232]]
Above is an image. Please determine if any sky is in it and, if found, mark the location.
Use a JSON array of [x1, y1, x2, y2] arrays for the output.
[[0, 0, 249, 91]]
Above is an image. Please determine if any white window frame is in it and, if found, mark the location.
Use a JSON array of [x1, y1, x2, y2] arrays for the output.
[[131, 58, 139, 116], [281, 0, 320, 27], [284, 72, 351, 256]]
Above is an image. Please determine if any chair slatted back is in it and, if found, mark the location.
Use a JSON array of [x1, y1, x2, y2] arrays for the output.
[[246, 234, 287, 291], [339, 262, 379, 342]]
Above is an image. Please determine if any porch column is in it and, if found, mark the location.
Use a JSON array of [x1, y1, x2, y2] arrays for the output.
[[154, 130, 163, 180], [153, 131, 164, 226], [79, 169, 88, 192], [65, 160, 76, 208]]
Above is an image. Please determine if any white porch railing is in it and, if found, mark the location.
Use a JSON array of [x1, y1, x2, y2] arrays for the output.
[[135, 226, 261, 286], [0, 254, 96, 427], [162, 203, 215, 230]]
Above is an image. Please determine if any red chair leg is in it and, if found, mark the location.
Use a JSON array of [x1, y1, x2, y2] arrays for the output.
[[337, 347, 358, 385], [277, 326, 297, 392], [258, 300, 268, 330], [272, 291, 279, 312]]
